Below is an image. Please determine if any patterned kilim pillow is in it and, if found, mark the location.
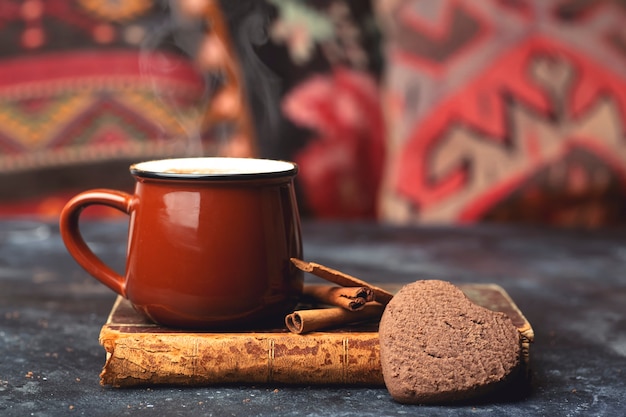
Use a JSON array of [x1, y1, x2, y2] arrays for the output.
[[0, 1, 227, 217], [375, 0, 626, 227]]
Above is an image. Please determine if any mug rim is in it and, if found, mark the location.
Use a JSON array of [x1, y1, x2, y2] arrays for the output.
[[130, 157, 297, 181]]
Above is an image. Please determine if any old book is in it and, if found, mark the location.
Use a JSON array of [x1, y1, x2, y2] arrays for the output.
[[99, 284, 533, 387]]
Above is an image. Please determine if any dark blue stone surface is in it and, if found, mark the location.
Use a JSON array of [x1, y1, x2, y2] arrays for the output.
[[0, 220, 624, 416]]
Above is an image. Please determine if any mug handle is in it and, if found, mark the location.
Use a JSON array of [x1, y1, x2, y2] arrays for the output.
[[59, 189, 134, 297]]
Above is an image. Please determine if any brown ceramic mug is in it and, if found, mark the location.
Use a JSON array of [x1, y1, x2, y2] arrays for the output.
[[59, 157, 303, 329]]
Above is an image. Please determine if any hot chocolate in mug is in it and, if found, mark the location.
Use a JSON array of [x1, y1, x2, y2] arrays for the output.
[[59, 157, 303, 329]]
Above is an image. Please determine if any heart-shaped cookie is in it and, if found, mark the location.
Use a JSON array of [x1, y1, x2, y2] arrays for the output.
[[379, 280, 522, 404]]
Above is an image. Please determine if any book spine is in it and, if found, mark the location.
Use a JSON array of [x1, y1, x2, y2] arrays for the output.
[[99, 331, 385, 387]]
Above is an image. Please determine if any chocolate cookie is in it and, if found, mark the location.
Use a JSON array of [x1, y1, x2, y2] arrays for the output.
[[379, 280, 522, 404]]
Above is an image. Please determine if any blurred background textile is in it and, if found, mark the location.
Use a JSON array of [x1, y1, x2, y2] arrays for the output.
[[0, 0, 209, 217], [1, 0, 625, 227], [375, 0, 626, 227]]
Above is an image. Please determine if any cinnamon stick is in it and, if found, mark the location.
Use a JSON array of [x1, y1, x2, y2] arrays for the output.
[[302, 285, 372, 311], [285, 303, 385, 334], [291, 258, 394, 305]]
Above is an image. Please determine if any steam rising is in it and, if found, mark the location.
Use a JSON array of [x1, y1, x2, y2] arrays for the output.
[[223, 1, 281, 151], [140, 1, 281, 157]]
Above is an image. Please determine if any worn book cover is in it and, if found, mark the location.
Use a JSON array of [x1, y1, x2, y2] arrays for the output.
[[99, 284, 533, 387]]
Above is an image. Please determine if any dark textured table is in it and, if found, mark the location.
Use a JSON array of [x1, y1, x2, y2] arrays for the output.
[[1, 220, 624, 416]]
